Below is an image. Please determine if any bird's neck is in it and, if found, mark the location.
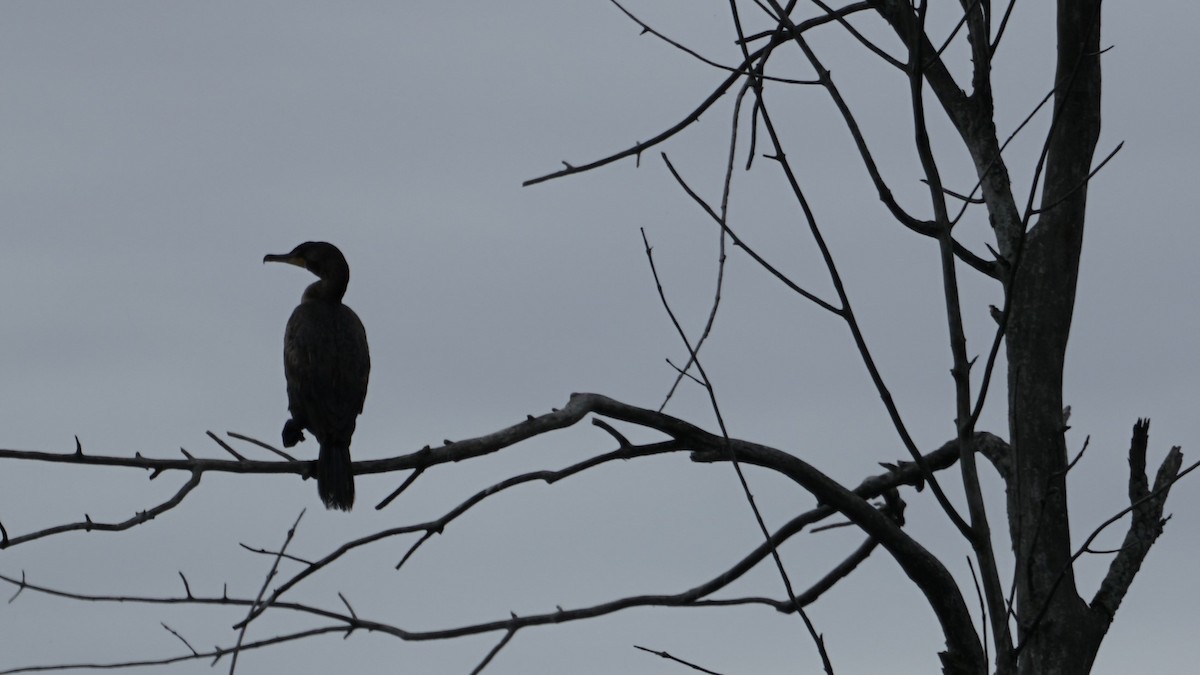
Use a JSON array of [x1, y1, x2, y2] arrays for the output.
[[302, 277, 348, 303]]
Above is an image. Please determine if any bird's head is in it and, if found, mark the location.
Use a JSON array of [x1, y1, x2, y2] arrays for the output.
[[263, 241, 349, 281]]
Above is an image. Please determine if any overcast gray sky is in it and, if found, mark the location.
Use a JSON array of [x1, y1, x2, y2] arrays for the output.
[[1, 3, 1197, 673]]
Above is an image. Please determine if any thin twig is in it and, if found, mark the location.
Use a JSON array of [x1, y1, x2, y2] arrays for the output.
[[660, 155, 840, 314], [470, 622, 518, 675], [375, 466, 426, 510], [161, 623, 199, 656], [230, 510, 307, 674], [207, 431, 247, 461], [522, 7, 869, 187], [238, 542, 314, 566], [743, 82, 971, 538], [607, 0, 818, 85], [644, 182, 832, 671], [0, 627, 351, 675], [908, 2, 1011, 662], [1028, 141, 1124, 216], [226, 431, 297, 462], [634, 645, 725, 674], [659, 75, 745, 411], [0, 472, 202, 549]]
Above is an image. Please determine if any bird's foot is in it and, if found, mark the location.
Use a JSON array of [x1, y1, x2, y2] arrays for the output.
[[282, 419, 306, 447]]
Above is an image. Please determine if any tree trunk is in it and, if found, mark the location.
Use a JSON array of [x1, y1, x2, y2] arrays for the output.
[[1004, 2, 1106, 672]]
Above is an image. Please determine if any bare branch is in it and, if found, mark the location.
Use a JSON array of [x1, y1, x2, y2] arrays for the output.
[[375, 466, 426, 511], [522, 8, 864, 187], [522, 57, 745, 187], [0, 471, 202, 549], [591, 418, 632, 448], [1017, 427, 1194, 657], [236, 433, 685, 627], [0, 429, 1006, 673], [470, 622, 518, 675], [634, 645, 725, 675], [657, 76, 746, 411], [238, 542, 314, 566], [230, 510, 307, 674], [767, 2, 933, 235], [1028, 141, 1124, 216], [606, 0, 819, 85], [907, 3, 1012, 663], [690, 434, 983, 669], [990, 0, 1019, 55], [207, 430, 248, 461], [1091, 421, 1188, 621], [641, 223, 833, 673], [0, 626, 352, 675], [745, 81, 973, 540], [810, 0, 905, 69], [660, 154, 840, 314], [160, 622, 199, 657], [872, 0, 1024, 260], [226, 431, 297, 462]]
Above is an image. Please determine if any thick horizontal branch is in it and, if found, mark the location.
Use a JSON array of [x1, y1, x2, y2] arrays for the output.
[[0, 399, 1009, 673], [0, 397, 611, 480], [0, 394, 1009, 571]]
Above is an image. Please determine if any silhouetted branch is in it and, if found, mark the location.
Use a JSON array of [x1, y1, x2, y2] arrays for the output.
[[607, 0, 821, 85], [747, 82, 973, 541], [1016, 422, 1195, 658], [230, 510, 306, 674], [660, 154, 841, 315], [470, 621, 518, 675], [690, 432, 983, 669], [226, 431, 297, 462], [0, 407, 1007, 673], [207, 430, 247, 461], [374, 466, 425, 510], [642, 224, 833, 673], [906, 3, 1012, 663], [657, 75, 744, 411], [0, 471, 202, 549], [160, 622, 199, 656], [521, 7, 861, 187], [0, 626, 352, 675], [1091, 421, 1189, 621], [634, 644, 726, 674]]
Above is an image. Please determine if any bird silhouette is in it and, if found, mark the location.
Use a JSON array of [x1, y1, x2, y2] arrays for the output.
[[264, 242, 370, 511]]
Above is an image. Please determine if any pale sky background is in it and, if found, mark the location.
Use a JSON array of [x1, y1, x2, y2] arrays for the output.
[[0, 3, 1196, 674]]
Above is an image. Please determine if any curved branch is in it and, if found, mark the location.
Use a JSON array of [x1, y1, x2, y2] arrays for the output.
[[0, 471, 202, 549], [763, 1, 933, 236], [871, 0, 1023, 260], [1, 417, 1007, 674], [689, 437, 985, 671], [521, 8, 864, 187], [606, 0, 822, 85]]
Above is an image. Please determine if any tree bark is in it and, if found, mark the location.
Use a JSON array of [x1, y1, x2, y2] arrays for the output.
[[1004, 2, 1106, 672]]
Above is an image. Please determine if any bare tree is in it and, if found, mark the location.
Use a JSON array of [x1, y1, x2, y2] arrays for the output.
[[0, 3, 1191, 674]]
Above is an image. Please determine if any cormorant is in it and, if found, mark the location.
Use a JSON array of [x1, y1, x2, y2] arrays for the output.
[[264, 242, 370, 511]]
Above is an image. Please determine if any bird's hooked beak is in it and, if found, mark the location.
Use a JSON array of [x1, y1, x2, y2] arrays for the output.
[[263, 252, 306, 268]]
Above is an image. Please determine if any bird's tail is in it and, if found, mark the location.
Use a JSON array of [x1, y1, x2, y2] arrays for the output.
[[316, 443, 355, 511]]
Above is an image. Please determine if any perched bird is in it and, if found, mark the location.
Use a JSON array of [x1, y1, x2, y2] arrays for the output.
[[264, 242, 370, 511]]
